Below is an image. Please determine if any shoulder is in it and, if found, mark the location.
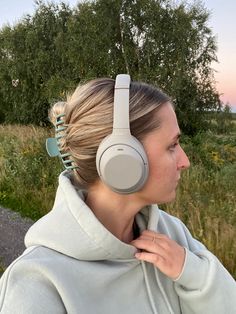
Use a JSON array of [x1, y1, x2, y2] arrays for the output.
[[157, 208, 206, 251], [0, 246, 66, 313], [157, 208, 187, 232], [0, 246, 59, 294], [1, 245, 72, 281]]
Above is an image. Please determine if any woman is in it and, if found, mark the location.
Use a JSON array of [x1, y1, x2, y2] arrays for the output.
[[0, 74, 235, 314]]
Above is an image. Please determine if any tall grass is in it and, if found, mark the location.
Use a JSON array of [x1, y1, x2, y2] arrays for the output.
[[0, 125, 62, 219], [163, 165, 236, 277], [0, 125, 235, 277], [0, 258, 5, 276], [163, 131, 236, 277]]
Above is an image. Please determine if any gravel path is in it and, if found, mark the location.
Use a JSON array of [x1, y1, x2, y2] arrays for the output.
[[0, 207, 34, 268]]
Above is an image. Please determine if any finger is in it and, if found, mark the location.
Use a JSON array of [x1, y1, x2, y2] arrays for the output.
[[133, 235, 152, 242], [132, 236, 170, 252], [135, 251, 165, 267], [139, 232, 173, 251], [135, 251, 183, 279], [141, 230, 169, 240], [131, 239, 168, 258], [134, 233, 163, 243]]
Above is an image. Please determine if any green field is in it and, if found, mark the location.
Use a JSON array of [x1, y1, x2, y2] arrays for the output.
[[0, 124, 236, 278]]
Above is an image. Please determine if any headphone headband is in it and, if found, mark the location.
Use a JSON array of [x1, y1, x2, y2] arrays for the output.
[[113, 74, 131, 132]]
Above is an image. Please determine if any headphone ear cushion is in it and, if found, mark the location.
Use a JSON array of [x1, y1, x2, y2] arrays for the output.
[[96, 135, 149, 194]]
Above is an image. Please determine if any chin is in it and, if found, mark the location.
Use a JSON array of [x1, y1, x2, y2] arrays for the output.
[[156, 192, 177, 205], [139, 187, 177, 205]]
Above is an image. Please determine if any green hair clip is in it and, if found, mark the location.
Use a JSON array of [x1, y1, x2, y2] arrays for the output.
[[46, 113, 78, 170]]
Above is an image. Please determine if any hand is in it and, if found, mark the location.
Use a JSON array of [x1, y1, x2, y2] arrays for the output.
[[131, 230, 185, 280]]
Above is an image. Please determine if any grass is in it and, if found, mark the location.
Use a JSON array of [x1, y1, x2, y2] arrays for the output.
[[163, 131, 236, 277], [163, 164, 236, 276], [0, 124, 235, 278], [0, 259, 5, 277], [0, 266, 5, 275], [0, 124, 62, 219]]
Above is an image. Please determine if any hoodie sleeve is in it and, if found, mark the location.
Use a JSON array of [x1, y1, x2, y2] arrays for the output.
[[173, 222, 236, 314], [0, 257, 66, 314]]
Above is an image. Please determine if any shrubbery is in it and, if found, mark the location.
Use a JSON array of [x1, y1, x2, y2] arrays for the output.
[[0, 0, 223, 135], [0, 125, 62, 219], [0, 125, 235, 277]]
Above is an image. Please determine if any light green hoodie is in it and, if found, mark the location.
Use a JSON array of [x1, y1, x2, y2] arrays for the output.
[[0, 171, 236, 313]]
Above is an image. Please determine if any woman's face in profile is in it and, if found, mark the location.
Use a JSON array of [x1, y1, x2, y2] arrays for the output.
[[138, 102, 190, 205]]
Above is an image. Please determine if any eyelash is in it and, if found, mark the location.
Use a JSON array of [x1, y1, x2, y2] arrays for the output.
[[169, 142, 179, 151]]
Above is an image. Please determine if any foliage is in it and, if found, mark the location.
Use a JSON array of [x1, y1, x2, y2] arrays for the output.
[[0, 262, 5, 276], [0, 0, 223, 135], [0, 125, 62, 219], [0, 125, 236, 278], [213, 104, 235, 134], [163, 162, 236, 278], [164, 131, 236, 278], [181, 131, 236, 169], [0, 2, 74, 125]]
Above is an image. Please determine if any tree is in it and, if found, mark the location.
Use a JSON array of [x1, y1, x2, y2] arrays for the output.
[[0, 0, 222, 134], [0, 2, 73, 125]]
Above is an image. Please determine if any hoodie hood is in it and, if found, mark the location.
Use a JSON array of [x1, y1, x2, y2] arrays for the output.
[[25, 171, 160, 261]]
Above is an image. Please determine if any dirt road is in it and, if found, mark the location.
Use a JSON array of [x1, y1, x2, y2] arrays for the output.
[[0, 207, 34, 268]]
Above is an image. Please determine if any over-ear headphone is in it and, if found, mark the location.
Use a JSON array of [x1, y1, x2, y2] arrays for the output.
[[96, 74, 149, 194]]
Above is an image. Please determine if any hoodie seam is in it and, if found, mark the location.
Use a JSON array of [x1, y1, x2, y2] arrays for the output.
[[60, 177, 117, 258], [0, 246, 40, 311], [59, 174, 148, 260], [57, 178, 115, 258], [62, 199, 117, 259]]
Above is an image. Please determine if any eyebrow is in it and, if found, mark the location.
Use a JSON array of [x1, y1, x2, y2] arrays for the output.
[[171, 132, 181, 141]]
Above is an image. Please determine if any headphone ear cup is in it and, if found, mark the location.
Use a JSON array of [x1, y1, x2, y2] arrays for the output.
[[96, 135, 149, 194]]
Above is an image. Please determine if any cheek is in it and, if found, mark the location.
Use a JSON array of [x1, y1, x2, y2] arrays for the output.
[[148, 160, 167, 183], [149, 155, 177, 182]]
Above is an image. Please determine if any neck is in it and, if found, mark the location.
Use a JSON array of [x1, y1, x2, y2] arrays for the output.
[[85, 181, 145, 243]]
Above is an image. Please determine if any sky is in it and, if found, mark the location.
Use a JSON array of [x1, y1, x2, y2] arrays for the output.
[[0, 0, 235, 111]]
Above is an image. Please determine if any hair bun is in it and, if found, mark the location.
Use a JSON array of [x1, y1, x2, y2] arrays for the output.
[[49, 101, 66, 127]]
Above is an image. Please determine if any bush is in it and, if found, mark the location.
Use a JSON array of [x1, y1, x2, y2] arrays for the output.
[[162, 131, 236, 278], [0, 125, 235, 278], [0, 125, 62, 219]]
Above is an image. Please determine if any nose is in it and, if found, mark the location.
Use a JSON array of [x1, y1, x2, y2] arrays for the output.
[[177, 145, 190, 170]]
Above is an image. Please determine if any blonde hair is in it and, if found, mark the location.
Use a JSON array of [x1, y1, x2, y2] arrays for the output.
[[49, 78, 171, 188]]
